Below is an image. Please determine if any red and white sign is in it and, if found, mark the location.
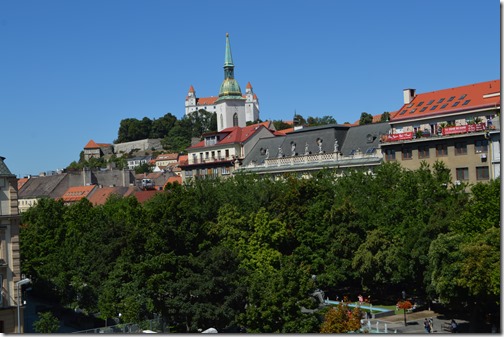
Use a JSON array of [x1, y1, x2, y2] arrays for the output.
[[442, 123, 486, 135], [386, 132, 414, 142]]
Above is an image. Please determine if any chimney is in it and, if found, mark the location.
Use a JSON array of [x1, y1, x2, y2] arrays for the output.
[[403, 88, 416, 104]]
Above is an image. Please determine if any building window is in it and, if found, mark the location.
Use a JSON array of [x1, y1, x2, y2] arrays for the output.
[[233, 113, 239, 126], [213, 168, 219, 177], [455, 142, 467, 155], [385, 149, 396, 161], [456, 167, 469, 181], [217, 150, 221, 159], [221, 167, 230, 175], [474, 139, 488, 153], [418, 145, 430, 159], [476, 166, 489, 180], [225, 150, 229, 158], [436, 143, 448, 157], [402, 147, 412, 160]]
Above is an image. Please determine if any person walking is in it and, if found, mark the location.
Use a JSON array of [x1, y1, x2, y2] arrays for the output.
[[424, 318, 431, 333], [450, 319, 458, 333]]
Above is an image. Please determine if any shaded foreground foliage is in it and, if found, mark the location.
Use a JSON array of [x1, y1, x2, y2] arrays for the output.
[[20, 162, 500, 332]]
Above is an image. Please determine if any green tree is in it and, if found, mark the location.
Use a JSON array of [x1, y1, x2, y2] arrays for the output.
[[33, 311, 60, 333], [359, 112, 373, 125], [273, 120, 293, 131], [380, 111, 390, 122]]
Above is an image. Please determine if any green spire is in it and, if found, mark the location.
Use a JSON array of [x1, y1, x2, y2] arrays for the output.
[[224, 32, 234, 67], [217, 33, 244, 101]]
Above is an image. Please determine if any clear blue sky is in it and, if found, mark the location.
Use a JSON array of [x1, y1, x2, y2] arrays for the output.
[[0, 0, 500, 177]]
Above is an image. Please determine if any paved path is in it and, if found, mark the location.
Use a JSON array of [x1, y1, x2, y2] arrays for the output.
[[363, 310, 468, 334]]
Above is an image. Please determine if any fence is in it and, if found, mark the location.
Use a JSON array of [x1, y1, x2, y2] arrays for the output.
[[73, 317, 167, 334]]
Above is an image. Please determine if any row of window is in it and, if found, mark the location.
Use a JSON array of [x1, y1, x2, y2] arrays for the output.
[[194, 150, 231, 163], [187, 167, 231, 177], [456, 166, 489, 181], [385, 140, 488, 160]]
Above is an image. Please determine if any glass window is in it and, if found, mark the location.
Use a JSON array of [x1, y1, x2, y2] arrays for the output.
[[455, 142, 467, 155], [385, 149, 396, 161], [452, 101, 460, 107], [427, 100, 434, 105], [447, 96, 455, 102], [476, 166, 489, 180], [402, 147, 412, 160], [441, 104, 448, 109], [420, 107, 427, 112], [459, 94, 467, 100], [430, 105, 438, 110], [456, 167, 469, 181], [417, 101, 424, 106], [462, 100, 471, 106], [436, 143, 448, 157], [221, 167, 230, 175], [475, 139, 488, 153], [437, 98, 445, 103], [418, 145, 430, 159]]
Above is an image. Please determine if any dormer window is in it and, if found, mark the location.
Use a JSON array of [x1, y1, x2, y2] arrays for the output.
[[205, 135, 219, 146]]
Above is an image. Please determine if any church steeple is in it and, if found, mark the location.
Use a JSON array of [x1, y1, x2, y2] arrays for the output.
[[217, 33, 243, 101]]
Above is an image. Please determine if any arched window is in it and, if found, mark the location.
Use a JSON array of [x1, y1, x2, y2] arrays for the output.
[[233, 113, 238, 127], [220, 114, 224, 129]]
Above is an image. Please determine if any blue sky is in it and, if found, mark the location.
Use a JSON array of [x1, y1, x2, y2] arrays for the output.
[[0, 0, 500, 177]]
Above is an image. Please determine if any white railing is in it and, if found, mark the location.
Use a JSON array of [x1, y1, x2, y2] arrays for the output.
[[256, 152, 377, 168]]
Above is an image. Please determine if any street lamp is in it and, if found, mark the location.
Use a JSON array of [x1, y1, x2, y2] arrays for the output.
[[16, 278, 31, 333], [402, 290, 407, 326]]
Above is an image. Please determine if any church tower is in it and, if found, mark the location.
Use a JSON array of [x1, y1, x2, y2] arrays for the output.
[[216, 33, 246, 131]]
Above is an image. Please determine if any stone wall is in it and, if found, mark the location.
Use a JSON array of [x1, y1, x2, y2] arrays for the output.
[[113, 139, 163, 155]]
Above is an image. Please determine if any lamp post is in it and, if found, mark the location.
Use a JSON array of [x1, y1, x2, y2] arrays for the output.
[[16, 278, 31, 333], [402, 290, 407, 326]]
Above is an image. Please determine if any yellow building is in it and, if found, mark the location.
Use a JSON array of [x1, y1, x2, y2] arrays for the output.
[[380, 80, 500, 185], [0, 156, 26, 333]]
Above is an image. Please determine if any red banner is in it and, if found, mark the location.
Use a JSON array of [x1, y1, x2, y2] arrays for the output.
[[386, 132, 413, 142], [442, 123, 486, 135], [442, 125, 467, 135], [467, 123, 486, 132]]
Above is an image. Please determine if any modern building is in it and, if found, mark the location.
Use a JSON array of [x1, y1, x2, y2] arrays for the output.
[[0, 157, 26, 333], [380, 79, 500, 185], [185, 33, 260, 131]]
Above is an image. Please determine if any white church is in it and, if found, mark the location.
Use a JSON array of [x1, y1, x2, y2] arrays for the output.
[[184, 33, 260, 131]]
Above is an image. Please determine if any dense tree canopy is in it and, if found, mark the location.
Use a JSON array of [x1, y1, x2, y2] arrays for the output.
[[20, 163, 500, 332]]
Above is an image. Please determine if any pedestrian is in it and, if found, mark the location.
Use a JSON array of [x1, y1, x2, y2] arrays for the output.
[[428, 318, 434, 332], [424, 318, 431, 333], [450, 319, 458, 333]]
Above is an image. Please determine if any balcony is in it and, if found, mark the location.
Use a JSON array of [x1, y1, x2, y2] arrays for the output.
[[382, 123, 493, 143], [184, 157, 233, 166]]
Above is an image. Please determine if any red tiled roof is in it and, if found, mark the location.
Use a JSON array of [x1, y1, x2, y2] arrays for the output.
[[275, 128, 294, 135], [61, 185, 96, 202], [87, 186, 129, 206], [189, 85, 195, 93], [197, 97, 219, 105], [84, 139, 112, 149], [17, 178, 29, 191], [163, 176, 182, 189], [391, 79, 500, 122], [246, 82, 252, 89], [84, 140, 99, 149], [133, 190, 161, 203], [189, 123, 272, 149], [155, 153, 178, 161]]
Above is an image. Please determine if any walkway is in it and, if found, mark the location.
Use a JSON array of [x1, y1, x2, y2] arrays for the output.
[[363, 309, 469, 333]]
